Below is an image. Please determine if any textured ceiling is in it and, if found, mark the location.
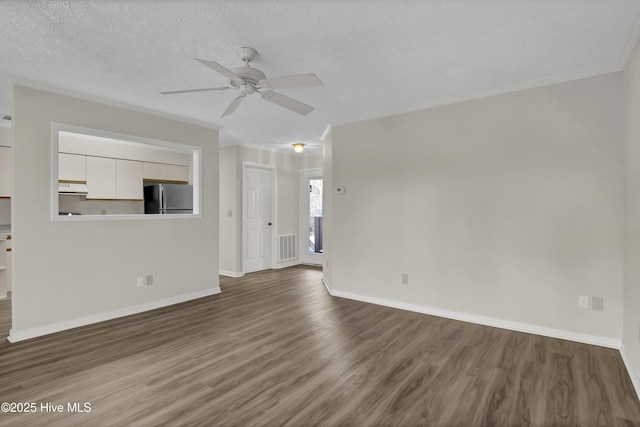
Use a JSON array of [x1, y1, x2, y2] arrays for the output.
[[1, 1, 639, 154]]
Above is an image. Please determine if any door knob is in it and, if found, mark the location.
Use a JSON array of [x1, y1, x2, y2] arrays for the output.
[[268, 222, 272, 226]]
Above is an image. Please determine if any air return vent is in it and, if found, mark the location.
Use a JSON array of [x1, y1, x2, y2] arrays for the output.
[[278, 234, 297, 262]]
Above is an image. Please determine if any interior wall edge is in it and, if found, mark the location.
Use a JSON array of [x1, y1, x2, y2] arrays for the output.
[[621, 10, 640, 68], [321, 274, 333, 294], [330, 288, 622, 350], [275, 260, 301, 270], [620, 345, 640, 401], [7, 287, 220, 343], [219, 270, 244, 278]]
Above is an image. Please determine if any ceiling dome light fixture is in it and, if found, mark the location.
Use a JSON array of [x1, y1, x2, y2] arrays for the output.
[[293, 143, 305, 153]]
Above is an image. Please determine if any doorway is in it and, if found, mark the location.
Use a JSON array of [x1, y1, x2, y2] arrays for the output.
[[300, 169, 323, 265], [242, 163, 275, 273]]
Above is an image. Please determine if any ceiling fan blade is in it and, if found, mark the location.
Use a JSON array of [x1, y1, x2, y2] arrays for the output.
[[261, 73, 323, 89], [260, 90, 314, 116], [159, 87, 231, 95], [221, 95, 244, 118], [194, 58, 241, 81]]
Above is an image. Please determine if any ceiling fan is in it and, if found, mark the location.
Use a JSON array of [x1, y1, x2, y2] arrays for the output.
[[160, 47, 322, 118]]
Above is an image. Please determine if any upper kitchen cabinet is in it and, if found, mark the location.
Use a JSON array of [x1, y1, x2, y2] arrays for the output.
[[143, 162, 189, 183], [166, 164, 189, 182], [143, 162, 166, 181], [116, 159, 143, 200], [0, 146, 10, 198], [58, 153, 86, 182], [86, 156, 117, 199]]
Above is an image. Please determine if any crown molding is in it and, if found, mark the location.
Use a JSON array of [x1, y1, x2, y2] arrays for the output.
[[331, 64, 623, 128], [321, 124, 332, 141], [9, 77, 222, 131]]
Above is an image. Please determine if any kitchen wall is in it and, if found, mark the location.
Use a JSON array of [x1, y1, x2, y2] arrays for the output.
[[58, 197, 144, 215], [624, 30, 640, 393], [325, 71, 625, 344], [219, 144, 322, 275], [10, 84, 220, 341]]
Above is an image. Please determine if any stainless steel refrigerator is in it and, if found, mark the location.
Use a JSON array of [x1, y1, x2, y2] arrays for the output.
[[144, 183, 193, 214]]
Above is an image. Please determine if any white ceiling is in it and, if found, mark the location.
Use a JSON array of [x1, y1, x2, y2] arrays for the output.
[[1, 1, 639, 154]]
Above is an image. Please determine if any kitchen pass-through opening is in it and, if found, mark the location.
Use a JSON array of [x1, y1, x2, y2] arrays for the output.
[[51, 123, 201, 221]]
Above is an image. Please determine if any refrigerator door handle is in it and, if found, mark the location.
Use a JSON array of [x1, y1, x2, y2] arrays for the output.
[[159, 185, 164, 214]]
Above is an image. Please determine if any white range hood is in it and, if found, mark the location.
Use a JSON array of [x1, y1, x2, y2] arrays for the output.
[[58, 182, 88, 195]]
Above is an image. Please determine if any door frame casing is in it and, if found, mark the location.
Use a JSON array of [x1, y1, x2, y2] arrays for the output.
[[299, 168, 323, 266], [242, 162, 277, 274]]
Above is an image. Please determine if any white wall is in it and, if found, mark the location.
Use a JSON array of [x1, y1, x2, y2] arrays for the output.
[[0, 127, 11, 224], [218, 144, 322, 275], [219, 146, 238, 274], [11, 85, 219, 339], [326, 72, 625, 342], [624, 32, 640, 391]]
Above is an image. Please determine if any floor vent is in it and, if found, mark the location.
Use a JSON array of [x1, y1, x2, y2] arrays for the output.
[[278, 234, 297, 262]]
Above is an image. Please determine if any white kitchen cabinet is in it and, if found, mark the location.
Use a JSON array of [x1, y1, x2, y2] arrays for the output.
[[143, 162, 188, 183], [86, 156, 117, 199], [116, 159, 143, 200], [58, 153, 86, 182], [166, 164, 189, 183], [0, 147, 11, 198], [143, 162, 166, 181]]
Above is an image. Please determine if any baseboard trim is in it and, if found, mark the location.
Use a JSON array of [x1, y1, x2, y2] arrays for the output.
[[7, 287, 221, 343], [219, 270, 244, 278], [275, 260, 300, 269], [321, 274, 333, 294], [620, 346, 640, 401], [329, 289, 622, 349]]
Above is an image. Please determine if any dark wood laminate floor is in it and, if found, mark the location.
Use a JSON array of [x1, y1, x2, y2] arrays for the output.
[[0, 266, 639, 426]]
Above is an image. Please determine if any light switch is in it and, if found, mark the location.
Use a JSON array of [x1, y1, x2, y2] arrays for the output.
[[227, 209, 233, 217], [335, 186, 345, 194]]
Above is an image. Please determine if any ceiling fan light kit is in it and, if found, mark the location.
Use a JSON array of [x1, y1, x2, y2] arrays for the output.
[[160, 46, 322, 118], [293, 143, 305, 153]]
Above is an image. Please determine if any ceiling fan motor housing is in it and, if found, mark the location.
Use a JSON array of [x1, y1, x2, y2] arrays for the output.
[[231, 66, 266, 86]]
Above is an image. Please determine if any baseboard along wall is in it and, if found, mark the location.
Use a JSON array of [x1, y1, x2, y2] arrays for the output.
[[8, 287, 221, 343], [320, 275, 639, 400]]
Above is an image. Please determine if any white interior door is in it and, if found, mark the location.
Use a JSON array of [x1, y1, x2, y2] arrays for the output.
[[244, 165, 274, 273], [300, 169, 323, 265]]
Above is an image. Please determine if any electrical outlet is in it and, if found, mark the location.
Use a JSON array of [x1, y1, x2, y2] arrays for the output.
[[578, 295, 589, 309], [137, 276, 145, 288], [145, 274, 154, 286], [592, 296, 604, 311], [401, 273, 409, 285]]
